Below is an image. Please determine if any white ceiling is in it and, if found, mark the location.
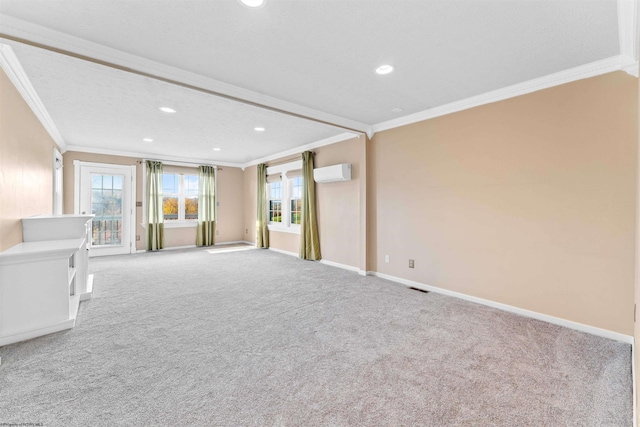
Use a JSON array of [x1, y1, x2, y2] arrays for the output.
[[0, 0, 635, 167]]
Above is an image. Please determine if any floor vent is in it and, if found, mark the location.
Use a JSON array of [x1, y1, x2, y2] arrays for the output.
[[408, 286, 429, 294]]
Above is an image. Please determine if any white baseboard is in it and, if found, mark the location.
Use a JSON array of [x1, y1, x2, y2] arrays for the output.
[[164, 245, 197, 251], [137, 245, 196, 254], [318, 259, 360, 273], [136, 245, 196, 254], [215, 241, 249, 246], [137, 242, 253, 253], [268, 247, 298, 257], [370, 271, 633, 344], [267, 247, 363, 275]]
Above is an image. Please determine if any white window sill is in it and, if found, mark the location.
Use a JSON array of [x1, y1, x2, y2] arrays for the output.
[[268, 224, 300, 234], [164, 221, 198, 228]]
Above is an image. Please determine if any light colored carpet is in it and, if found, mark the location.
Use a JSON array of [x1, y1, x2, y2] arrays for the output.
[[0, 247, 632, 426]]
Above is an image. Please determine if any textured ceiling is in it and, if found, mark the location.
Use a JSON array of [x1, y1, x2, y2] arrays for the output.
[[7, 42, 350, 165], [0, 0, 624, 166]]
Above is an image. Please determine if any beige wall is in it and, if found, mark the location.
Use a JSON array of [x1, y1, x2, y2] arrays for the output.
[[216, 166, 245, 243], [270, 231, 299, 254], [314, 137, 364, 268], [635, 67, 640, 425], [370, 71, 638, 335], [0, 68, 59, 251], [63, 151, 244, 250], [243, 164, 257, 244]]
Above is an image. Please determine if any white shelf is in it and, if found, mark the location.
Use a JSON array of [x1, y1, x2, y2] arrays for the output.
[[0, 215, 93, 347], [0, 238, 84, 259]]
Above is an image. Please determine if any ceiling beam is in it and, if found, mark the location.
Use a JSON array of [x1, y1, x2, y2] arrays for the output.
[[0, 15, 371, 137]]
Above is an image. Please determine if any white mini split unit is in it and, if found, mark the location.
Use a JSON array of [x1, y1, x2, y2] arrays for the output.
[[313, 163, 352, 183]]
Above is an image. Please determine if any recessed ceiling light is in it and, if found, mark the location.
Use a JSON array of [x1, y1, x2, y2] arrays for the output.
[[213, 148, 221, 151], [376, 65, 394, 75], [143, 138, 153, 142], [239, 0, 266, 8], [391, 107, 403, 113], [254, 127, 266, 132], [159, 107, 176, 113]]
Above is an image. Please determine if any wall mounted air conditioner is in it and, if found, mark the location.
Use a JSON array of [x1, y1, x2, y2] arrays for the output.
[[313, 164, 351, 183]]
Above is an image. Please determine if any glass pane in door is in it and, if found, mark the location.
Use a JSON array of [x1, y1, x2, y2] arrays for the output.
[[91, 174, 123, 246]]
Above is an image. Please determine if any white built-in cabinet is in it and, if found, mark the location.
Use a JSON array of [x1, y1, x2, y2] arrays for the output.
[[0, 215, 94, 347]]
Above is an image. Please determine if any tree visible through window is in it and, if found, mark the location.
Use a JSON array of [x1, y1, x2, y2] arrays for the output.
[[290, 177, 302, 225], [163, 174, 179, 220], [184, 175, 198, 220], [269, 182, 282, 223], [162, 173, 198, 221]]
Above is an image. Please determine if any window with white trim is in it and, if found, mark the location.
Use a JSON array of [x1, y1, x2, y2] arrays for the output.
[[290, 176, 302, 225], [266, 160, 303, 233], [268, 180, 283, 223], [162, 173, 198, 222]]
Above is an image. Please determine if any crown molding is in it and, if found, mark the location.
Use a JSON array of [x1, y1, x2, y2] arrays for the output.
[[66, 132, 360, 170], [371, 55, 628, 135], [0, 43, 66, 151], [0, 15, 371, 136], [240, 132, 361, 169], [65, 145, 244, 169], [618, 0, 639, 62]]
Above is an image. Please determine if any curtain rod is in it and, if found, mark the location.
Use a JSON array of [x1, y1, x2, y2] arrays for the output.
[[265, 151, 314, 168], [139, 159, 221, 170]]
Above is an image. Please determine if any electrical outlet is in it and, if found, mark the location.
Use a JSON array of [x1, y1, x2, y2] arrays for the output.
[[384, 255, 389, 263], [136, 235, 140, 241], [409, 259, 414, 268], [245, 228, 248, 234]]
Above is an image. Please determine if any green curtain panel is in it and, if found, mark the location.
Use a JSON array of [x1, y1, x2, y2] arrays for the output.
[[256, 163, 269, 248], [146, 160, 164, 251], [299, 151, 321, 260], [196, 165, 216, 247]]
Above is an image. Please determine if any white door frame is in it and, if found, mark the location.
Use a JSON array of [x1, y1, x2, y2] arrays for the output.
[[74, 160, 136, 255]]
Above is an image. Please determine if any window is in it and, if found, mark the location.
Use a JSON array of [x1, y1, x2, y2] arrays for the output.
[[266, 160, 303, 233], [268, 182, 282, 223], [290, 177, 302, 225], [184, 175, 199, 220], [162, 173, 198, 222], [91, 174, 123, 245]]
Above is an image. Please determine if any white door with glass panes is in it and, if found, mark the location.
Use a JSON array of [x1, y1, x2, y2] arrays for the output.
[[76, 162, 135, 257]]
